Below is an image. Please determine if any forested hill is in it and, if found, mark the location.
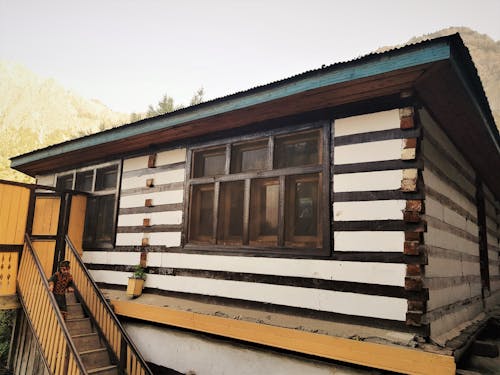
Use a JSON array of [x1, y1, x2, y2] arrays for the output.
[[380, 27, 500, 129], [0, 61, 130, 182]]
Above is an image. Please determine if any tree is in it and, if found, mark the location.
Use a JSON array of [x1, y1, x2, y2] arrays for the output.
[[190, 87, 205, 106]]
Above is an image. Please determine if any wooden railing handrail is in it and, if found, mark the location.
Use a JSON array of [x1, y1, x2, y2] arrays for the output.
[[18, 234, 88, 374], [65, 235, 153, 375]]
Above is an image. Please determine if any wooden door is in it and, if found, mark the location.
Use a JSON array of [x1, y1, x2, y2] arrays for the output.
[[31, 195, 61, 278]]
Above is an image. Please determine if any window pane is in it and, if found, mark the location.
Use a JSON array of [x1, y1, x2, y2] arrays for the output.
[[190, 184, 214, 241], [95, 166, 118, 191], [275, 130, 319, 168], [293, 181, 317, 236], [218, 181, 244, 243], [250, 179, 279, 244], [76, 171, 93, 191], [231, 141, 268, 173], [56, 174, 73, 190], [286, 174, 321, 247], [193, 148, 226, 177], [95, 195, 115, 242], [83, 197, 97, 244]]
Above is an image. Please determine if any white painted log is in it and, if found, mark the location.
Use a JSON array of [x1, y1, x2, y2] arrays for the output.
[[83, 251, 140, 266], [122, 169, 185, 190], [334, 109, 400, 137], [36, 174, 55, 186], [115, 232, 181, 247], [119, 190, 184, 208], [151, 275, 407, 320], [424, 226, 478, 256], [123, 156, 149, 172], [334, 231, 404, 252], [419, 109, 474, 174], [89, 269, 407, 321], [334, 200, 405, 221], [334, 139, 403, 165], [423, 138, 475, 196], [333, 170, 403, 192], [117, 211, 183, 226], [149, 232, 182, 246], [82, 251, 406, 286], [423, 169, 476, 217], [156, 148, 187, 166], [427, 282, 481, 311]]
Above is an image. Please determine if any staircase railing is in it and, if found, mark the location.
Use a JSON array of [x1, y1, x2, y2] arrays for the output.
[[64, 235, 153, 375], [17, 235, 87, 375]]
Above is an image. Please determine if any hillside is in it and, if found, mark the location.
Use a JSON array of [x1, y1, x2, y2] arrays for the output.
[[380, 27, 500, 129], [1, 27, 498, 183], [0, 61, 130, 182]]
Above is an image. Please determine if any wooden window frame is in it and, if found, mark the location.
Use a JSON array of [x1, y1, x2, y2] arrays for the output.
[[56, 161, 121, 250], [184, 121, 331, 257]]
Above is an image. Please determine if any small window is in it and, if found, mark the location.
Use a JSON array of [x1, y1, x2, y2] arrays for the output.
[[193, 148, 226, 177], [56, 174, 74, 190], [286, 174, 320, 247], [231, 140, 268, 173], [250, 178, 279, 245], [275, 130, 319, 168], [218, 181, 245, 244], [95, 166, 118, 191], [189, 184, 215, 242], [76, 171, 94, 191]]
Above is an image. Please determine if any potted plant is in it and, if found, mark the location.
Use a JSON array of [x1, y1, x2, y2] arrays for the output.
[[126, 265, 146, 297]]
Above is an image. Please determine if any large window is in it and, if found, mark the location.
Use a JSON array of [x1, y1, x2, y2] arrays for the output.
[[186, 123, 330, 255], [56, 162, 120, 249]]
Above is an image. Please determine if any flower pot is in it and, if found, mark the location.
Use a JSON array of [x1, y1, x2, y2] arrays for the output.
[[126, 277, 145, 297]]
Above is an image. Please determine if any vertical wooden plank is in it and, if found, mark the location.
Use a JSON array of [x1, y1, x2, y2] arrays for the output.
[[4, 186, 21, 244], [32, 197, 61, 236], [32, 241, 56, 278], [67, 195, 87, 256]]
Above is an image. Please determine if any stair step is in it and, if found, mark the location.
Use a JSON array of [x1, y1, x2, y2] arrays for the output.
[[72, 332, 102, 352], [87, 365, 119, 375], [67, 303, 85, 319], [66, 317, 93, 335], [66, 292, 78, 304], [80, 348, 111, 369]]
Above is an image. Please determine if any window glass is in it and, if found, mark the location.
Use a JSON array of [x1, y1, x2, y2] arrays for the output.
[[231, 141, 267, 173], [218, 181, 244, 243], [95, 166, 118, 191], [56, 174, 73, 190], [75, 171, 94, 191], [193, 148, 226, 177], [286, 174, 320, 247], [275, 130, 319, 168], [250, 179, 279, 244], [95, 195, 115, 242], [189, 184, 214, 241]]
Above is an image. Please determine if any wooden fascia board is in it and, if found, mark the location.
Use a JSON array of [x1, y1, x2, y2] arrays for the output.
[[112, 299, 456, 375], [11, 42, 451, 175]]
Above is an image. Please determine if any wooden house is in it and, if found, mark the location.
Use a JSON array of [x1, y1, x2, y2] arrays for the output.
[[1, 34, 499, 374]]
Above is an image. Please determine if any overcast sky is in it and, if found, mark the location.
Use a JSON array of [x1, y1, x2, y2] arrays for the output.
[[1, 0, 499, 113]]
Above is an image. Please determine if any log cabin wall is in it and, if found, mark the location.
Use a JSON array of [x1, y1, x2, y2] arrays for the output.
[[75, 106, 433, 334], [419, 108, 500, 342], [483, 184, 500, 307]]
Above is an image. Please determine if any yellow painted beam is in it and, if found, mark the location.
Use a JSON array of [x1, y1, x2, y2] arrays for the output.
[[112, 300, 456, 375]]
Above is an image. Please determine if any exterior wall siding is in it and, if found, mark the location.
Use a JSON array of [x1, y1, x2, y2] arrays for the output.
[[420, 109, 487, 342], [85, 108, 424, 327]]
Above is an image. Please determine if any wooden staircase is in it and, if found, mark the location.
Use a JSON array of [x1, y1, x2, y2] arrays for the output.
[[65, 293, 118, 375]]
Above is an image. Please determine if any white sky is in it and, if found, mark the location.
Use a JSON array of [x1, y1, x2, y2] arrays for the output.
[[1, 0, 499, 113]]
